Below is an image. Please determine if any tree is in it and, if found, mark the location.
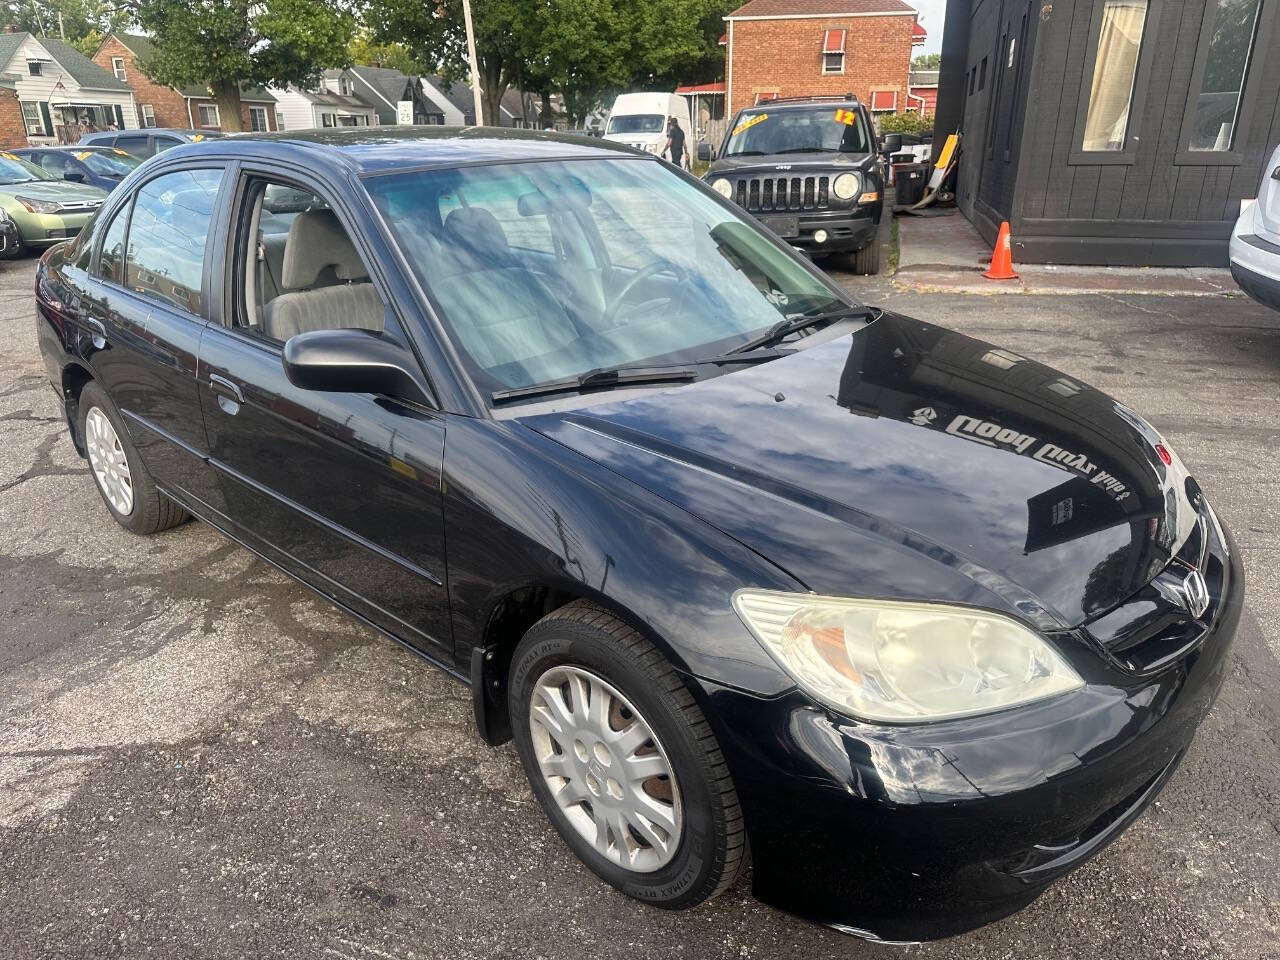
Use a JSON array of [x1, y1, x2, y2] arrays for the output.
[[348, 28, 423, 75], [4, 0, 131, 55], [370, 0, 719, 127], [911, 52, 941, 70], [126, 0, 356, 131]]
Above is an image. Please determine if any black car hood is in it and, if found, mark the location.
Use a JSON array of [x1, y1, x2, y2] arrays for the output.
[[522, 314, 1196, 629]]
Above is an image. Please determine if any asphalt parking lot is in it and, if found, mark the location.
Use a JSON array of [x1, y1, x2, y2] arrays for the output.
[[1, 252, 1278, 959]]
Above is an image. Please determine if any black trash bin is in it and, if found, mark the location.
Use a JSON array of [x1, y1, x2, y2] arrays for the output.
[[893, 161, 929, 206]]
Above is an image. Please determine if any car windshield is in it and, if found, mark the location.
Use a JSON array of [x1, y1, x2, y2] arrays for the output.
[[366, 157, 855, 398], [0, 153, 54, 184], [78, 149, 142, 176], [606, 114, 665, 135], [723, 106, 871, 157]]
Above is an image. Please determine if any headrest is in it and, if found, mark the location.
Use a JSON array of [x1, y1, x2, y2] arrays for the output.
[[281, 209, 369, 288], [443, 207, 510, 261]]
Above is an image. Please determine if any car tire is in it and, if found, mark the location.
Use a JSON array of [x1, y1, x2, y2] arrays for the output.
[[78, 381, 188, 535], [509, 599, 746, 909], [850, 238, 880, 275]]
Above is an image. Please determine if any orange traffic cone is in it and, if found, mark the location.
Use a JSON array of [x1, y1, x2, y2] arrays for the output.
[[983, 221, 1019, 280]]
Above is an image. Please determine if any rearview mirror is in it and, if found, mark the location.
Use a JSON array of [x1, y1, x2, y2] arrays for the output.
[[282, 328, 432, 406], [64, 171, 85, 182], [697, 143, 714, 162]]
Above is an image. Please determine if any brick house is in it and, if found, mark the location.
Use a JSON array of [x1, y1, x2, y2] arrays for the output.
[[92, 34, 278, 132], [723, 0, 919, 121]]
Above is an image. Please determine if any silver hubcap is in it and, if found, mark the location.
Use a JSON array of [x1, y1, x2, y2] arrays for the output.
[[529, 665, 683, 873], [85, 406, 134, 516]]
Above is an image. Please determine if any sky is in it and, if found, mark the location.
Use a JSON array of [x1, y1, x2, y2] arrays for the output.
[[910, 0, 946, 56]]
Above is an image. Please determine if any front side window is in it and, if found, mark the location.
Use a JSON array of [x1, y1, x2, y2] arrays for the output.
[[198, 104, 220, 128], [38, 152, 69, 175], [723, 107, 871, 157], [1188, 0, 1262, 151], [1081, 0, 1149, 151], [236, 179, 389, 344], [366, 158, 854, 398], [124, 169, 222, 314]]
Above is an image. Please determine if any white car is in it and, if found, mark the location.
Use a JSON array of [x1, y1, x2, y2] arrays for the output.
[[1230, 142, 1280, 311]]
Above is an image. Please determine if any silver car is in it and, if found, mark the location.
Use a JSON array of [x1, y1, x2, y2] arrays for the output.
[[1230, 142, 1280, 311]]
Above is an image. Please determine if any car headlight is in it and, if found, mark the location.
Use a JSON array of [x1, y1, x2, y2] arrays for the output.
[[832, 173, 860, 200], [733, 591, 1084, 723], [16, 196, 61, 214], [711, 178, 733, 198]]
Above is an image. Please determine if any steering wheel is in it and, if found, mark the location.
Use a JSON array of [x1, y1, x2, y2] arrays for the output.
[[602, 259, 688, 327]]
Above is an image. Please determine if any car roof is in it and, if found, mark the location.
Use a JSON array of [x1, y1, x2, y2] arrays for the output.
[[18, 144, 111, 153], [152, 126, 645, 176]]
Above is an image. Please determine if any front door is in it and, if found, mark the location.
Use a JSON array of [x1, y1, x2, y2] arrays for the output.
[[75, 165, 228, 510], [197, 172, 452, 656]]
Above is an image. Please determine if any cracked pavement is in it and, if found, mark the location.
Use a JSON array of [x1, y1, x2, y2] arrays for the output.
[[1, 253, 1278, 959]]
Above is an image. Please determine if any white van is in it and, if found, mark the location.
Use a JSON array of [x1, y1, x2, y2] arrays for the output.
[[603, 92, 693, 161]]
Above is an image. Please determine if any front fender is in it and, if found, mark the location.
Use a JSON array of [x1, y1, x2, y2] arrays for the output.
[[442, 416, 802, 699]]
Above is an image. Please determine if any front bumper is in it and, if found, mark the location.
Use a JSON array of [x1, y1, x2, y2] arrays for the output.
[[13, 209, 95, 245], [702, 514, 1243, 942], [755, 205, 879, 253]]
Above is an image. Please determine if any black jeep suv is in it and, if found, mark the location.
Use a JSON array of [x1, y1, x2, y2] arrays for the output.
[[705, 96, 884, 274]]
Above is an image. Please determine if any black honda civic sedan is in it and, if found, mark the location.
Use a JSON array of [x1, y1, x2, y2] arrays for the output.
[[34, 128, 1242, 942]]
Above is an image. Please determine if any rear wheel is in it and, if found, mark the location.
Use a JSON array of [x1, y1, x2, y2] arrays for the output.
[[79, 381, 187, 534], [850, 238, 881, 275], [509, 600, 746, 908]]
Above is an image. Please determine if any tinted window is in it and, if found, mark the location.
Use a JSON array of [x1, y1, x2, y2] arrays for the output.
[[97, 202, 129, 284], [39, 152, 70, 175], [124, 169, 222, 314], [113, 136, 151, 157]]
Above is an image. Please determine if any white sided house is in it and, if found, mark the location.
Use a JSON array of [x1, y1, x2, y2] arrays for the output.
[[0, 30, 137, 144], [268, 69, 377, 131]]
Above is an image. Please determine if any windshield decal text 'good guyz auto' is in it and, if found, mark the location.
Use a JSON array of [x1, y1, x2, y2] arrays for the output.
[[944, 415, 1130, 501]]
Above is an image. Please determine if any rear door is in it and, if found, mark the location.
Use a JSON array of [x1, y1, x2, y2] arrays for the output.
[[79, 164, 230, 511], [196, 167, 452, 656]]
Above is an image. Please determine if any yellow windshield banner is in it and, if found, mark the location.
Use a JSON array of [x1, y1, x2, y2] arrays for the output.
[[0, 151, 19, 161], [833, 108, 857, 126], [113, 148, 129, 156], [731, 113, 768, 137], [76, 151, 92, 160]]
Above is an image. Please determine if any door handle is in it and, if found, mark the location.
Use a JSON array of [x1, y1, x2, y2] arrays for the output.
[[209, 373, 244, 413]]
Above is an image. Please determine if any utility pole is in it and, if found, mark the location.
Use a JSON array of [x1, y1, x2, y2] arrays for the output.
[[461, 0, 484, 125], [57, 11, 65, 40]]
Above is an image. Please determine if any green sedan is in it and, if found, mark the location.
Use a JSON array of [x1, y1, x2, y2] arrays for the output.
[[0, 151, 107, 257]]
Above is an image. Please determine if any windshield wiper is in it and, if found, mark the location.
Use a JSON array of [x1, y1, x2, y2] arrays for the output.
[[774, 147, 836, 154], [491, 364, 699, 405], [728, 306, 877, 354]]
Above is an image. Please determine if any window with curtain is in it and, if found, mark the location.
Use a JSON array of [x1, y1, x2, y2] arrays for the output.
[[1188, 0, 1262, 151], [1081, 0, 1149, 151]]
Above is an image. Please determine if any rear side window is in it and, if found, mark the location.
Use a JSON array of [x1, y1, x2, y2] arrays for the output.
[[96, 202, 129, 284], [113, 135, 150, 157], [124, 169, 222, 315]]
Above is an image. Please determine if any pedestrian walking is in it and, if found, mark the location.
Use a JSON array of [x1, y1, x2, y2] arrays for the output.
[[663, 117, 690, 170]]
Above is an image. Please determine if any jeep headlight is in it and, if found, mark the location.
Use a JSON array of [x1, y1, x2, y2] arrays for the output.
[[733, 591, 1083, 723], [16, 196, 61, 214], [711, 178, 733, 198], [832, 173, 860, 201]]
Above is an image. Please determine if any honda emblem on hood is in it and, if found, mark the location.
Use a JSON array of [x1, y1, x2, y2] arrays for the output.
[[1170, 566, 1210, 619]]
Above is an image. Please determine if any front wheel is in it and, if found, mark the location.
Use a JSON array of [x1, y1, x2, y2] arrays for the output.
[[849, 238, 881, 275], [509, 600, 746, 909]]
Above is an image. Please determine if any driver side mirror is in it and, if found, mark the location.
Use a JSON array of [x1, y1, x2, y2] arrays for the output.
[[282, 328, 432, 406], [697, 143, 714, 162]]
